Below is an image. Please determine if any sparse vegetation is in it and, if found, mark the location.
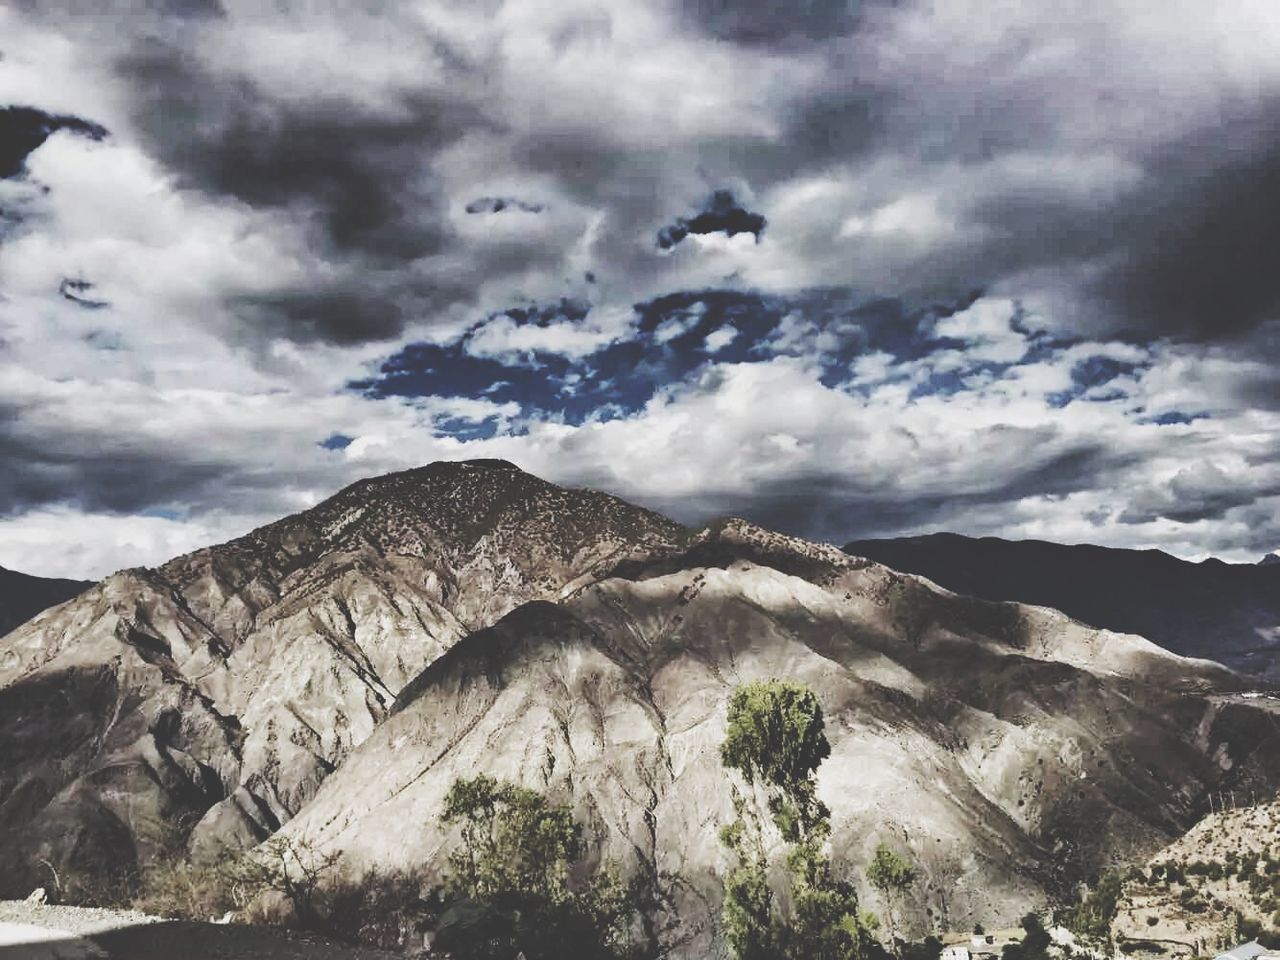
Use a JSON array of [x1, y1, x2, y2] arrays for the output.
[[427, 773, 643, 960], [867, 844, 917, 948], [1056, 870, 1122, 940]]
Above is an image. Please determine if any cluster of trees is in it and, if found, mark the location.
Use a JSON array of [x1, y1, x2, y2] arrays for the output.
[[717, 679, 870, 960], [425, 679, 927, 960], [425, 774, 642, 960], [1055, 870, 1123, 939]]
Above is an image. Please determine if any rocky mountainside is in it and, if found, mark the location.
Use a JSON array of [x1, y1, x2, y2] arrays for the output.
[[0, 460, 683, 893], [0, 566, 90, 638], [282, 518, 1280, 953], [844, 534, 1280, 677], [1111, 789, 1280, 958]]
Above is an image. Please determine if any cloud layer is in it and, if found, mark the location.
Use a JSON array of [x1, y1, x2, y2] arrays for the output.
[[1, 1, 1278, 577]]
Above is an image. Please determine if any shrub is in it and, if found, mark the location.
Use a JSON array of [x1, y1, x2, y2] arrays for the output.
[[427, 775, 641, 960]]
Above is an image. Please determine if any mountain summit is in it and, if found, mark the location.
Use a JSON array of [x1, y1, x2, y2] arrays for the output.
[[0, 460, 682, 885]]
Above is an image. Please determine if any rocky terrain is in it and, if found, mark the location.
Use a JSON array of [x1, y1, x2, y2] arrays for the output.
[[282, 517, 1280, 951], [4, 461, 1280, 955], [0, 460, 682, 893], [1111, 790, 1280, 958], [845, 534, 1280, 677], [0, 566, 90, 638]]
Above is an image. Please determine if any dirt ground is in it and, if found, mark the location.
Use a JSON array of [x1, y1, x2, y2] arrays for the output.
[[0, 903, 409, 960]]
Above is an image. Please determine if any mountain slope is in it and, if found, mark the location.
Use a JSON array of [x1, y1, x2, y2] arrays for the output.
[[844, 534, 1280, 677], [1110, 790, 1280, 958], [0, 460, 684, 893], [282, 520, 1280, 954], [0, 566, 90, 637]]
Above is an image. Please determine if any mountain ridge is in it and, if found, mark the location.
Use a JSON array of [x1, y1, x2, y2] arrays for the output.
[[0, 565, 92, 638], [0, 460, 685, 891], [2, 462, 1278, 956], [844, 533, 1280, 677]]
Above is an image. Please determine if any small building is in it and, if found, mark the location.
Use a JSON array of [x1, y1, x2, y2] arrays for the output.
[[1214, 942, 1269, 960]]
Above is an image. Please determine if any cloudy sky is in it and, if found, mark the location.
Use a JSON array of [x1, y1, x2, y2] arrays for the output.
[[2, 0, 1279, 578]]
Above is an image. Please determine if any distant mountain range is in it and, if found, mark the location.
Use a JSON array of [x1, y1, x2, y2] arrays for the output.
[[2, 462, 1278, 954], [0, 566, 90, 637], [845, 534, 1280, 678]]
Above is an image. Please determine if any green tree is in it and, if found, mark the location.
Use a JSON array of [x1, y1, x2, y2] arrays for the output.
[[1055, 870, 1123, 941], [719, 679, 866, 960], [432, 775, 639, 960], [866, 843, 916, 950]]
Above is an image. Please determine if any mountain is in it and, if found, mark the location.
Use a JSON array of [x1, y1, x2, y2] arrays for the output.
[[0, 460, 683, 893], [0, 566, 91, 637], [280, 518, 1280, 953], [844, 534, 1280, 678], [4, 463, 1278, 953], [1110, 792, 1280, 958]]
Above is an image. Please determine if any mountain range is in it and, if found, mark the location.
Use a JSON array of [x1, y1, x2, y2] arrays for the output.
[[845, 534, 1280, 678], [2, 461, 1278, 955], [0, 566, 90, 637]]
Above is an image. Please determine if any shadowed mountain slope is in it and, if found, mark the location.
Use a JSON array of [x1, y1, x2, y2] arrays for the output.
[[0, 460, 683, 892], [0, 567, 91, 638], [844, 534, 1280, 678]]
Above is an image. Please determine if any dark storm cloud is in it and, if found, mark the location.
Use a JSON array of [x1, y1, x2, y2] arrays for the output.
[[682, 0, 864, 44], [0, 105, 107, 179], [120, 41, 468, 262], [1088, 118, 1280, 338], [1119, 464, 1280, 526], [465, 196, 545, 215], [58, 279, 110, 309], [664, 438, 1129, 545], [232, 285, 411, 344], [0, 420, 229, 515], [657, 190, 766, 249]]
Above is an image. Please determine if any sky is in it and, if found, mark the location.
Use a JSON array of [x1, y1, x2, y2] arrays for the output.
[[1, 0, 1279, 579]]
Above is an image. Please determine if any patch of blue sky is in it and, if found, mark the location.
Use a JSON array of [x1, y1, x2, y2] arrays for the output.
[[1143, 410, 1210, 425], [351, 288, 1007, 437], [319, 433, 354, 450]]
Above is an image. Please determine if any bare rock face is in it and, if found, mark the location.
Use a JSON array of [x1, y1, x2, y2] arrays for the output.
[[0, 460, 683, 891], [281, 519, 1280, 954]]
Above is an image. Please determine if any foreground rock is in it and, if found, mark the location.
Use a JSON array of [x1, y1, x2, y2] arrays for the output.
[[0, 460, 682, 893], [283, 520, 1280, 953]]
